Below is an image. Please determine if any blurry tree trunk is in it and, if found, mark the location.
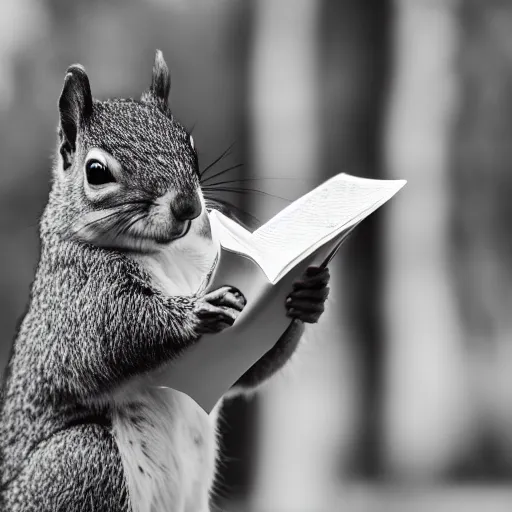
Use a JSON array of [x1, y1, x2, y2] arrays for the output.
[[382, 0, 472, 479], [450, 0, 512, 478], [320, 0, 391, 478]]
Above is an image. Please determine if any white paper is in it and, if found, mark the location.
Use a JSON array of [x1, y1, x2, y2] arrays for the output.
[[252, 174, 406, 282], [151, 173, 406, 412]]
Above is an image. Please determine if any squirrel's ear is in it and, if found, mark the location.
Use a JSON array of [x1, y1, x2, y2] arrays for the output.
[[58, 64, 93, 169], [141, 50, 171, 109]]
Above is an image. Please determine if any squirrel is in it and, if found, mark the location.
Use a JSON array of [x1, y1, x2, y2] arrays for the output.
[[0, 50, 331, 512]]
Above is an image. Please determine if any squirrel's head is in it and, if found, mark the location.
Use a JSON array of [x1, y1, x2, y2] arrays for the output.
[[54, 50, 211, 253]]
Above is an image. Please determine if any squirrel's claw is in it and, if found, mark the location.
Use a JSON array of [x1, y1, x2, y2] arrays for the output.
[[194, 286, 246, 334], [286, 266, 330, 323]]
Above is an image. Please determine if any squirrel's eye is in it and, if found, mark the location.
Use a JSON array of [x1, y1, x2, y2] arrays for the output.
[[85, 159, 115, 186]]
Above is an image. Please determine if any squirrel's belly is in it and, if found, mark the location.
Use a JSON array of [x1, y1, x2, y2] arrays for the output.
[[112, 387, 217, 512]]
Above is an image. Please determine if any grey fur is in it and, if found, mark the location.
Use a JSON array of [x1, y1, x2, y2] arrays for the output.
[[0, 53, 208, 512], [0, 51, 317, 512]]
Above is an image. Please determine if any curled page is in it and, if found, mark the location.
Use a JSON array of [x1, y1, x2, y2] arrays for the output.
[[252, 174, 407, 282], [151, 173, 406, 412]]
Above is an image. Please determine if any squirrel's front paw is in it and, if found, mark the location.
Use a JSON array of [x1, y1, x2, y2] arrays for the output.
[[194, 286, 246, 334], [286, 266, 330, 323]]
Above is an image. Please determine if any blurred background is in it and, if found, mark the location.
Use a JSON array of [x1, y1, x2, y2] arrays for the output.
[[1, 0, 512, 510]]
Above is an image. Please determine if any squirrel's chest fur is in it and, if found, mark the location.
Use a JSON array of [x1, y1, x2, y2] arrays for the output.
[[113, 231, 220, 512], [112, 389, 219, 512]]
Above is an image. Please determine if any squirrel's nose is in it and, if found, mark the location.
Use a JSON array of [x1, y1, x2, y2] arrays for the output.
[[172, 193, 202, 222]]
